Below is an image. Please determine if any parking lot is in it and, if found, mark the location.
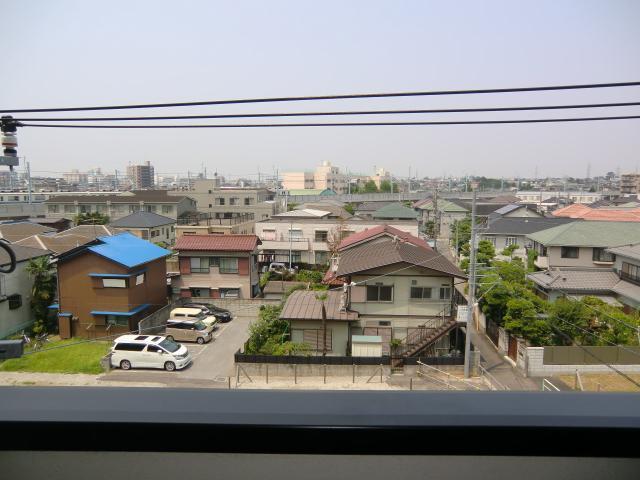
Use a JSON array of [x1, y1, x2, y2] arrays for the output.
[[101, 310, 255, 388]]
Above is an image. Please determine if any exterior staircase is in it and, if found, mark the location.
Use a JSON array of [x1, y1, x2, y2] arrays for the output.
[[404, 318, 458, 357]]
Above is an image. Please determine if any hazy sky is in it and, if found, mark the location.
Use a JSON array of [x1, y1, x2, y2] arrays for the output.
[[3, 0, 640, 180]]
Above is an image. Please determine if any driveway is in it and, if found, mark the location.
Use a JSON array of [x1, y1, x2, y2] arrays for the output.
[[100, 310, 255, 388]]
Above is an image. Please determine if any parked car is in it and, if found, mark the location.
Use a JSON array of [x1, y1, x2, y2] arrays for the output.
[[170, 307, 218, 328], [165, 319, 214, 344], [182, 302, 233, 323], [110, 334, 191, 372], [269, 262, 296, 274]]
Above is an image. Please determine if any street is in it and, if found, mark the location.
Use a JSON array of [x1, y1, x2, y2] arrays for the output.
[[100, 310, 255, 388]]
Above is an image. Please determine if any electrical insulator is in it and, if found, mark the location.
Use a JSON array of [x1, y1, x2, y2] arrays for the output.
[[1, 116, 20, 171]]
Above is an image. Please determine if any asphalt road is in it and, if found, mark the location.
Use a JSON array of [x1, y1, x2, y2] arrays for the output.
[[100, 312, 254, 388]]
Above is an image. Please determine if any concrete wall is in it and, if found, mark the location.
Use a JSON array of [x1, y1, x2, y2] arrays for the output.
[[45, 198, 196, 221], [0, 260, 40, 338], [547, 246, 612, 269], [0, 203, 45, 219], [525, 347, 640, 375]]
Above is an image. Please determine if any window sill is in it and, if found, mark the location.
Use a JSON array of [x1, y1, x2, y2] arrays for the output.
[[592, 261, 614, 265]]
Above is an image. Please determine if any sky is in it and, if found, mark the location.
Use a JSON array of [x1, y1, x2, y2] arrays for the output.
[[2, 0, 640, 181]]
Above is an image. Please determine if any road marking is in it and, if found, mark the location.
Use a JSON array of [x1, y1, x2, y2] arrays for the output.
[[191, 344, 209, 358]]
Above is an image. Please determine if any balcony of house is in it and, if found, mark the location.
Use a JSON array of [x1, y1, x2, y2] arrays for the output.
[[177, 212, 254, 226], [258, 233, 311, 251]]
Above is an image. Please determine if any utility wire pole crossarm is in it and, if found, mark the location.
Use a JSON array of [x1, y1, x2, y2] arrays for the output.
[[464, 191, 477, 378]]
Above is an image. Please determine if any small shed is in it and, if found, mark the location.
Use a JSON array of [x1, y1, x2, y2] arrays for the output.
[[351, 335, 383, 357]]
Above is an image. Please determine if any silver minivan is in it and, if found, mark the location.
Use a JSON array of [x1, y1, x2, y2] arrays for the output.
[[165, 319, 214, 344]]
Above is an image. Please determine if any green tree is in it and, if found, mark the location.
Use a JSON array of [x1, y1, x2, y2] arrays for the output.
[[287, 202, 299, 212], [296, 269, 323, 283], [25, 256, 57, 334], [450, 217, 471, 254], [363, 180, 378, 193], [74, 212, 110, 225], [344, 203, 355, 215], [315, 291, 329, 356], [476, 240, 496, 268], [503, 297, 552, 346], [501, 243, 519, 258], [423, 220, 436, 237], [244, 305, 287, 354]]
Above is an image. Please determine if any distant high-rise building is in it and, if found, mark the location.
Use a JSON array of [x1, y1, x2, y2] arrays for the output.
[[63, 169, 89, 186], [127, 161, 155, 189], [620, 173, 640, 195]]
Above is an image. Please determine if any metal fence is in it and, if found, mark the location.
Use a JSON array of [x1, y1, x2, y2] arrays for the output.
[[235, 350, 391, 365], [404, 356, 464, 366]]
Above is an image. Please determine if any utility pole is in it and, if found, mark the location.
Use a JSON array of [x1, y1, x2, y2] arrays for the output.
[[288, 220, 293, 270], [26, 160, 32, 204], [464, 191, 477, 378]]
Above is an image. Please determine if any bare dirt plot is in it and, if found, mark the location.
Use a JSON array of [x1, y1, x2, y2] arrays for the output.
[[558, 373, 640, 392]]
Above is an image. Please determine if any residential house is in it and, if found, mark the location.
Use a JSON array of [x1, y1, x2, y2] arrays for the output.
[[621, 173, 640, 195], [110, 211, 176, 245], [55, 232, 170, 339], [486, 204, 543, 222], [552, 204, 640, 222], [297, 229, 467, 357], [607, 244, 640, 313], [281, 290, 359, 356], [412, 198, 468, 239], [527, 221, 640, 270], [15, 225, 118, 255], [527, 268, 622, 303], [481, 217, 576, 253], [170, 179, 278, 221], [44, 191, 197, 222], [175, 213, 256, 238], [0, 244, 52, 338], [173, 234, 261, 299], [354, 201, 395, 219], [255, 213, 420, 268], [516, 190, 606, 205], [0, 221, 56, 242]]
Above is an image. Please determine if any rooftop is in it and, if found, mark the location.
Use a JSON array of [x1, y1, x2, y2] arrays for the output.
[[339, 224, 428, 250], [0, 222, 56, 242], [526, 221, 640, 247], [527, 269, 621, 292], [0, 243, 51, 267], [85, 232, 171, 268], [287, 189, 337, 196], [552, 204, 640, 222], [174, 234, 261, 252], [272, 209, 332, 219], [372, 203, 419, 220], [280, 290, 358, 322], [483, 217, 577, 236], [356, 201, 396, 212], [334, 237, 465, 278], [110, 211, 176, 228], [606, 243, 640, 262]]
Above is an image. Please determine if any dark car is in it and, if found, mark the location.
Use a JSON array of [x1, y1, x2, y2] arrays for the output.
[[183, 302, 233, 322]]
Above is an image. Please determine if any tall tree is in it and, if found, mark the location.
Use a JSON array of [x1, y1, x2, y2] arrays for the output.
[[315, 291, 329, 356], [363, 180, 378, 193], [25, 256, 57, 334]]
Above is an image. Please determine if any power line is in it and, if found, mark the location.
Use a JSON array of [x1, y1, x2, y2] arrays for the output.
[[3, 81, 639, 113], [18, 115, 640, 129], [11, 101, 640, 122]]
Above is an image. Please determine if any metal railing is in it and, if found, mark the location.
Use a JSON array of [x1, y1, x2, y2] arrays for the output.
[[542, 378, 561, 392], [393, 305, 456, 357], [479, 364, 509, 391], [416, 361, 483, 390]]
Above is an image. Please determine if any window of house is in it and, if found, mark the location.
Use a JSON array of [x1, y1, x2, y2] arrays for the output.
[[48, 205, 59, 213], [106, 315, 129, 327], [410, 287, 432, 300], [244, 198, 253, 205], [64, 205, 75, 213], [561, 246, 579, 259], [366, 284, 393, 302], [290, 251, 302, 263], [592, 248, 614, 262], [102, 278, 127, 288], [171, 226, 175, 232], [505, 236, 518, 246], [484, 236, 496, 246], [230, 197, 239, 205], [216, 198, 225, 205], [162, 205, 172, 214], [621, 262, 640, 284], [262, 229, 277, 241], [220, 288, 240, 298], [315, 251, 329, 265], [190, 257, 210, 273], [190, 288, 205, 297], [440, 286, 452, 300], [8, 294, 22, 310], [219, 257, 239, 274], [135, 273, 145, 285], [315, 230, 328, 242], [208, 204, 213, 208], [289, 229, 303, 240]]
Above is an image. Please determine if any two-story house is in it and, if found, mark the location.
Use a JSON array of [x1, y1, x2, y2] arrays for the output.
[[173, 234, 261, 299], [55, 232, 170, 339], [0, 244, 52, 339], [110, 211, 176, 245], [481, 217, 576, 254], [255, 212, 420, 268], [527, 221, 640, 270], [606, 243, 640, 313], [284, 228, 466, 357]]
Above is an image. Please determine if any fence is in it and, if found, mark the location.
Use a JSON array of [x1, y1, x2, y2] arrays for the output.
[[525, 346, 640, 376], [403, 356, 464, 366], [137, 304, 171, 335], [235, 350, 391, 365]]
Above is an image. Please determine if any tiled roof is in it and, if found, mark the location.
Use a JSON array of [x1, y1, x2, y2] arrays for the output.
[[527, 269, 620, 292], [526, 221, 640, 247], [0, 243, 50, 267], [0, 222, 56, 242], [612, 280, 640, 303], [61, 225, 118, 237], [339, 224, 428, 250], [87, 232, 171, 268], [552, 204, 640, 222], [272, 209, 331, 218], [110, 211, 175, 228], [483, 217, 577, 236], [175, 234, 261, 252], [493, 204, 525, 215], [15, 233, 97, 255], [280, 290, 358, 321], [356, 201, 395, 212], [334, 237, 465, 278], [606, 243, 640, 262], [372, 203, 419, 220]]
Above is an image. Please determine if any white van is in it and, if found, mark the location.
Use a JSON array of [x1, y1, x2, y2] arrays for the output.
[[170, 307, 218, 328], [110, 334, 192, 371]]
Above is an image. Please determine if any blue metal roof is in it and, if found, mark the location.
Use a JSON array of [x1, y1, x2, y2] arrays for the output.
[[90, 303, 150, 317], [88, 232, 170, 268]]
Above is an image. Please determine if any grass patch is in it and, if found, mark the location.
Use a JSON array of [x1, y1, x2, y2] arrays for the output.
[[0, 339, 110, 374], [558, 374, 640, 392]]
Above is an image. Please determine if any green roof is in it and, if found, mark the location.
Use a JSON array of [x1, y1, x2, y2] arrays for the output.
[[372, 203, 419, 220], [416, 198, 468, 213], [288, 188, 336, 196], [526, 221, 640, 247]]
